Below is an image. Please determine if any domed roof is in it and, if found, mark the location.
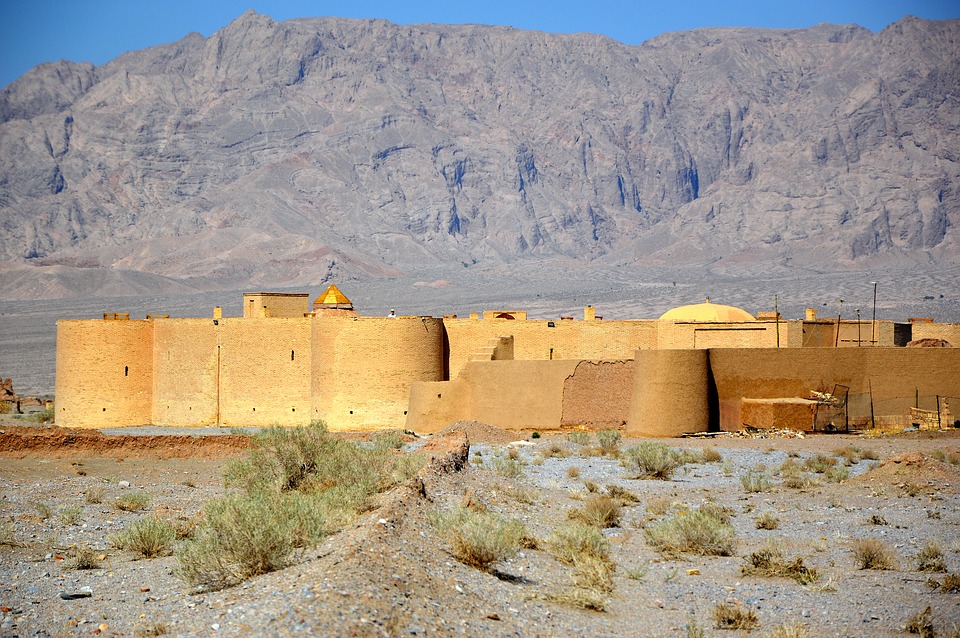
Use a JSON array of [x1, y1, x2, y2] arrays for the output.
[[658, 299, 756, 322], [313, 284, 353, 310]]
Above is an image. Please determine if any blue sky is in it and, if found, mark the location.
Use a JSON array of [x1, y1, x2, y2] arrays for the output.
[[1, 0, 957, 89]]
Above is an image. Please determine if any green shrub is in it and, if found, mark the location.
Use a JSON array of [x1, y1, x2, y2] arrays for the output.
[[803, 454, 838, 473], [824, 466, 849, 483], [740, 470, 772, 493], [566, 432, 591, 446], [596, 429, 621, 454], [114, 491, 151, 512], [489, 455, 525, 478], [622, 443, 681, 480], [115, 517, 176, 558], [34, 501, 52, 520], [645, 507, 737, 557], [59, 505, 82, 526], [550, 521, 610, 566], [84, 487, 103, 504], [428, 507, 526, 571]]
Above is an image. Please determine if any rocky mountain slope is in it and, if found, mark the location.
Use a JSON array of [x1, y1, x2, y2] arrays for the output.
[[0, 12, 957, 298]]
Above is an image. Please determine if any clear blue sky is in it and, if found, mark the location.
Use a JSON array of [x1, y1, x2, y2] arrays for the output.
[[1, 0, 957, 89]]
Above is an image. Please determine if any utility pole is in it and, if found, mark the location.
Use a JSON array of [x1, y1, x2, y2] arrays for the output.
[[871, 282, 878, 346], [856, 309, 861, 346], [835, 299, 844, 348]]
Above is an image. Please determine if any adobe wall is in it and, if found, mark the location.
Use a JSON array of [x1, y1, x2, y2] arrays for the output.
[[55, 320, 154, 428], [625, 349, 711, 437], [242, 293, 309, 318], [218, 318, 313, 427], [560, 360, 634, 430], [912, 323, 960, 346], [312, 316, 445, 430], [406, 359, 581, 433], [443, 318, 658, 378], [151, 319, 219, 427], [656, 321, 798, 349], [708, 348, 960, 431]]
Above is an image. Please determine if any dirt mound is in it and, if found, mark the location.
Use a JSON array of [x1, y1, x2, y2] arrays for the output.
[[846, 450, 960, 495], [0, 425, 251, 459], [434, 420, 522, 445], [906, 338, 953, 347]]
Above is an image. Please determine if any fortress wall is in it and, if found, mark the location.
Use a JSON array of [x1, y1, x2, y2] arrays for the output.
[[626, 349, 711, 437], [152, 319, 219, 427], [708, 348, 960, 431], [55, 320, 154, 428], [560, 360, 635, 430], [312, 316, 445, 430], [443, 319, 658, 379], [218, 318, 313, 427], [407, 359, 632, 433], [912, 323, 960, 345]]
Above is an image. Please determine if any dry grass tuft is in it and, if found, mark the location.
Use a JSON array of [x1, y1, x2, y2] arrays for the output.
[[622, 442, 682, 480], [916, 541, 947, 573], [113, 517, 176, 558], [596, 429, 622, 455], [741, 540, 819, 585], [768, 623, 810, 638], [851, 538, 897, 570], [741, 470, 772, 493], [114, 491, 151, 512], [429, 506, 527, 571], [545, 522, 614, 611], [936, 573, 960, 593], [712, 604, 759, 631], [755, 511, 780, 530], [904, 606, 935, 638], [605, 484, 640, 505], [568, 495, 622, 528], [867, 514, 888, 526], [645, 507, 737, 557], [566, 431, 591, 446], [566, 466, 581, 479], [67, 546, 102, 570]]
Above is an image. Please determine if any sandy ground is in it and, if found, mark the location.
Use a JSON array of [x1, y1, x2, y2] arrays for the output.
[[1, 421, 959, 637]]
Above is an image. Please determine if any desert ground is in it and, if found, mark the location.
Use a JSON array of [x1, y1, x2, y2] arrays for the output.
[[1, 418, 959, 638]]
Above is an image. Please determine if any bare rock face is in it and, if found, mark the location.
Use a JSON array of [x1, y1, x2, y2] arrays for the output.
[[0, 11, 957, 297]]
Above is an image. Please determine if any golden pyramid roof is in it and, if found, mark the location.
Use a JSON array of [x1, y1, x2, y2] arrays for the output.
[[313, 284, 353, 309], [658, 299, 755, 322]]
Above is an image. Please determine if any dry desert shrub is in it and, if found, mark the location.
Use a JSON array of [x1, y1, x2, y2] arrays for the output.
[[113, 516, 176, 558], [712, 603, 759, 631], [84, 487, 103, 504], [698, 502, 735, 525], [34, 501, 52, 520], [904, 606, 935, 638], [779, 460, 820, 490], [756, 511, 780, 530], [851, 538, 897, 570], [489, 454, 525, 478], [936, 573, 960, 593], [545, 522, 614, 611], [67, 546, 101, 570], [824, 465, 850, 483], [566, 431, 591, 446], [605, 483, 640, 504], [645, 497, 674, 518], [768, 623, 810, 638], [867, 514, 889, 526], [428, 506, 526, 571], [568, 495, 622, 528], [566, 466, 581, 479], [916, 541, 947, 573], [701, 446, 723, 463], [133, 621, 168, 637], [596, 429, 622, 455], [114, 491, 151, 512], [741, 540, 819, 585], [803, 454, 838, 473], [622, 442, 682, 479], [540, 442, 569, 459], [180, 421, 426, 591], [59, 505, 82, 526], [645, 507, 737, 557], [741, 470, 772, 493]]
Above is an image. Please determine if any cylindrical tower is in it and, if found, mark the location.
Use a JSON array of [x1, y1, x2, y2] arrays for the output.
[[311, 316, 445, 430], [55, 319, 154, 428], [626, 349, 710, 437]]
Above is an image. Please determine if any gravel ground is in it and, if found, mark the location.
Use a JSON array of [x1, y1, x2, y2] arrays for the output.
[[1, 426, 959, 637]]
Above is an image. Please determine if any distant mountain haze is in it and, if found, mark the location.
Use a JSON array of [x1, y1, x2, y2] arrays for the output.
[[0, 11, 957, 299]]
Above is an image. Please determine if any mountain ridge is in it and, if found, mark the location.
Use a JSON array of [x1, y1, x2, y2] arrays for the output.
[[0, 12, 957, 299]]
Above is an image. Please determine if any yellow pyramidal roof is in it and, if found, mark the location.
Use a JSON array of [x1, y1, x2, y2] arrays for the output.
[[314, 284, 353, 308], [658, 299, 756, 322]]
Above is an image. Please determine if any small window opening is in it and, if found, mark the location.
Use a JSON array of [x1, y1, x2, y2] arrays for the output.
[[124, 366, 129, 376], [291, 350, 295, 361]]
